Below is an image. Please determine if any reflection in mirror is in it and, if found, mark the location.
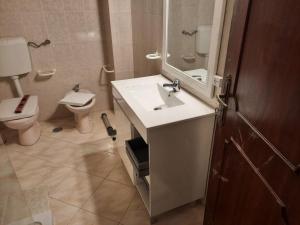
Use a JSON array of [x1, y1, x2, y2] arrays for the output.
[[167, 0, 215, 85]]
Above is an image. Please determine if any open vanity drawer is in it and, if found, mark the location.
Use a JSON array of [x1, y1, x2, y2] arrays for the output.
[[125, 138, 149, 177]]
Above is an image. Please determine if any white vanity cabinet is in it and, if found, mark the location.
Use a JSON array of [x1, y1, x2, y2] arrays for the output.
[[112, 75, 215, 219]]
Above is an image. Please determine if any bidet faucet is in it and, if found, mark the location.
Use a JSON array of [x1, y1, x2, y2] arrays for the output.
[[163, 79, 181, 93], [72, 84, 80, 92]]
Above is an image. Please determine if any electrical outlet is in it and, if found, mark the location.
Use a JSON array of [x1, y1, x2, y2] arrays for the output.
[[213, 75, 223, 88]]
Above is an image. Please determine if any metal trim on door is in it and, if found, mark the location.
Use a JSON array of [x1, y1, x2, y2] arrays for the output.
[[226, 137, 290, 225]]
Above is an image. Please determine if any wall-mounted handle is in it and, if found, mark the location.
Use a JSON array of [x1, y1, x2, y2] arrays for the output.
[[28, 39, 51, 48], [182, 30, 197, 36], [102, 65, 114, 74]]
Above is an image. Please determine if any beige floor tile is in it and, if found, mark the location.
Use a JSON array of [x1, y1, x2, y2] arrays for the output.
[[13, 136, 57, 157], [1, 194, 33, 225], [0, 173, 22, 196], [120, 194, 150, 225], [9, 153, 56, 190], [69, 209, 118, 225], [0, 156, 22, 196], [39, 167, 75, 194], [156, 204, 205, 225], [7, 152, 37, 171], [121, 195, 205, 225], [50, 171, 103, 208], [41, 117, 74, 137], [73, 151, 121, 178], [79, 138, 117, 155], [16, 165, 54, 190], [41, 111, 118, 145], [106, 163, 133, 186], [49, 198, 79, 225], [41, 118, 102, 145], [36, 141, 84, 166], [82, 180, 136, 222], [2, 110, 207, 225], [8, 151, 54, 172]]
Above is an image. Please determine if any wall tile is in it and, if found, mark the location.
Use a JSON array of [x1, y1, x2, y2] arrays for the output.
[[84, 0, 99, 11], [108, 1, 134, 80], [41, 0, 64, 11], [118, 0, 131, 13], [63, 0, 84, 11], [0, 0, 114, 120], [85, 11, 102, 36], [21, 0, 43, 12], [0, 13, 24, 37], [30, 46, 56, 71], [118, 13, 133, 45], [65, 12, 86, 42], [132, 0, 163, 77], [45, 12, 70, 44], [52, 43, 74, 70], [21, 12, 47, 42], [114, 44, 134, 73], [0, 0, 22, 12]]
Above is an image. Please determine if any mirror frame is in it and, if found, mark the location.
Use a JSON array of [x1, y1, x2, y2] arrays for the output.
[[162, 0, 227, 100]]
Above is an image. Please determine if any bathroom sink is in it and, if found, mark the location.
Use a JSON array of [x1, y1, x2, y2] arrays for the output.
[[112, 75, 214, 129], [129, 84, 184, 111]]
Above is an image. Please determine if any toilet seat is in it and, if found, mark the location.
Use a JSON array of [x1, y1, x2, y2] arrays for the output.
[[59, 91, 95, 107], [0, 96, 38, 122]]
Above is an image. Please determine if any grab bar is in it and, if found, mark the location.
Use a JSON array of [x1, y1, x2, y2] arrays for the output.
[[182, 30, 197, 36], [102, 65, 114, 74]]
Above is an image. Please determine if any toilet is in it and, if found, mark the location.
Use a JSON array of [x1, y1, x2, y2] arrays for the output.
[[0, 37, 41, 146], [0, 96, 41, 146], [60, 89, 96, 133]]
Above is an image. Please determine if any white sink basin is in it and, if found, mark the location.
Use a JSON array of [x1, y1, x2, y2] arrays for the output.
[[129, 84, 184, 111], [112, 75, 214, 128]]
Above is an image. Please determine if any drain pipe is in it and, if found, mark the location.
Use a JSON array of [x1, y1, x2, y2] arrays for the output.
[[11, 75, 24, 97]]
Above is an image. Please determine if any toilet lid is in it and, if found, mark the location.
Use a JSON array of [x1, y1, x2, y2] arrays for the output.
[[0, 96, 38, 122], [59, 92, 95, 107]]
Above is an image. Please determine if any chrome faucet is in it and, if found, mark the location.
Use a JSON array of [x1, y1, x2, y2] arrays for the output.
[[163, 79, 181, 94], [72, 84, 80, 92]]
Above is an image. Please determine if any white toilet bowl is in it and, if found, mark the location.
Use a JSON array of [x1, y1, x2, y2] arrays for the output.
[[4, 106, 40, 146], [64, 89, 96, 133]]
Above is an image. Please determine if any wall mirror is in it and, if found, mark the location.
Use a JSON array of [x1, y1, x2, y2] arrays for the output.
[[162, 0, 226, 99]]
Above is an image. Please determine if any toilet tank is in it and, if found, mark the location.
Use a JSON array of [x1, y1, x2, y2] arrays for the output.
[[196, 25, 212, 55], [0, 37, 32, 77]]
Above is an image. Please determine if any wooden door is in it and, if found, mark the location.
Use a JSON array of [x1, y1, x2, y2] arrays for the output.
[[204, 0, 300, 224]]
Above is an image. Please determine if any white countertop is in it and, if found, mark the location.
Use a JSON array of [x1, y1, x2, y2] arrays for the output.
[[112, 75, 215, 128]]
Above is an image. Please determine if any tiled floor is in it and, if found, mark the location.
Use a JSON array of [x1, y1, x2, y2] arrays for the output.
[[0, 111, 205, 225]]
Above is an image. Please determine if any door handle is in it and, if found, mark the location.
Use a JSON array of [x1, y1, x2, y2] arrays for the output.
[[216, 75, 232, 126], [217, 94, 228, 108]]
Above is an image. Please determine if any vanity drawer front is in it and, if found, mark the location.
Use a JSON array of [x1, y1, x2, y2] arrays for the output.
[[112, 87, 148, 142], [125, 138, 149, 178]]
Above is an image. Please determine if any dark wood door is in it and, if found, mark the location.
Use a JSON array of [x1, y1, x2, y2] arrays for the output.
[[204, 0, 300, 224]]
